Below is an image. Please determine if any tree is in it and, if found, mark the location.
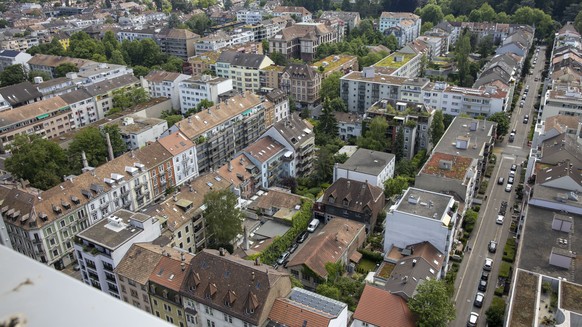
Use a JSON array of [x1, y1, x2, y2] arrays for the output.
[[133, 66, 151, 78], [161, 110, 183, 126], [511, 6, 556, 40], [54, 63, 79, 78], [109, 49, 126, 65], [196, 99, 214, 111], [168, 13, 180, 28], [203, 189, 243, 245], [393, 126, 405, 160], [487, 112, 510, 136], [161, 56, 184, 72], [357, 117, 388, 151], [316, 98, 339, 140], [328, 97, 347, 112], [186, 14, 212, 35], [67, 31, 106, 60], [418, 3, 444, 25], [320, 71, 342, 100], [5, 135, 69, 190], [485, 296, 506, 327], [28, 70, 52, 82], [408, 279, 456, 327], [385, 34, 398, 51], [67, 127, 108, 173], [477, 35, 494, 59], [269, 51, 287, 66], [0, 64, 27, 86], [102, 124, 127, 157], [576, 11, 582, 35], [316, 283, 341, 300], [312, 145, 335, 183], [456, 31, 472, 87], [429, 110, 445, 146], [384, 175, 409, 197]]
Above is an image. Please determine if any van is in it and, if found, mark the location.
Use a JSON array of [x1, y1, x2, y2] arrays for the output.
[[307, 219, 320, 232]]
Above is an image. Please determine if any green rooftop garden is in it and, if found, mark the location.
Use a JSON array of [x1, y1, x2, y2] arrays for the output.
[[374, 52, 416, 69], [312, 55, 357, 73]]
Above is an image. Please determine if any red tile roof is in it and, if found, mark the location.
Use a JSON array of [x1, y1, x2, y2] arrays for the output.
[[149, 255, 190, 291], [268, 298, 332, 326], [353, 285, 416, 327]]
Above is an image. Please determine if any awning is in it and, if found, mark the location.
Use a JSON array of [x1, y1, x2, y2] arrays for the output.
[[350, 251, 363, 263]]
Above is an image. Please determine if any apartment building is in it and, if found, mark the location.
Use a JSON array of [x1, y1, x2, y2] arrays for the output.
[[27, 54, 93, 78], [272, 6, 312, 22], [60, 89, 97, 127], [148, 254, 190, 326], [35, 77, 77, 99], [320, 11, 361, 31], [116, 28, 157, 42], [540, 85, 582, 121], [333, 148, 395, 190], [0, 49, 31, 72], [144, 172, 232, 254], [195, 30, 255, 54], [241, 16, 288, 41], [180, 249, 293, 327], [177, 75, 233, 114], [269, 23, 340, 62], [0, 96, 74, 150], [236, 10, 264, 24], [262, 113, 315, 177], [166, 92, 269, 173], [334, 112, 363, 141], [379, 12, 421, 42], [215, 51, 274, 92], [104, 115, 168, 150], [243, 136, 288, 188], [311, 54, 359, 79], [265, 88, 290, 122], [84, 74, 142, 118], [74, 209, 161, 298], [0, 81, 43, 109], [157, 131, 198, 186], [156, 28, 201, 60], [423, 81, 509, 116], [280, 64, 321, 107], [384, 187, 458, 274], [142, 71, 191, 111], [372, 46, 424, 77], [73, 62, 134, 86], [216, 154, 260, 199]]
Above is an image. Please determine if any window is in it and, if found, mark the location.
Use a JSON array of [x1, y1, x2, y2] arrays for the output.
[[177, 231, 182, 238], [166, 316, 174, 323], [164, 303, 172, 312], [206, 320, 215, 327], [131, 289, 138, 298], [224, 314, 232, 323], [121, 285, 126, 293]]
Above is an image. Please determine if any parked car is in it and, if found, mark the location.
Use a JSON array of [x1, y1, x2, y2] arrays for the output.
[[519, 100, 525, 107], [307, 219, 320, 232], [276, 251, 290, 265], [296, 231, 309, 243], [511, 164, 517, 171], [481, 271, 489, 281], [523, 115, 529, 124], [484, 258, 493, 271], [467, 312, 480, 327], [497, 177, 505, 185], [505, 183, 513, 192], [509, 132, 515, 142], [496, 215, 505, 225], [478, 279, 488, 291], [509, 170, 516, 178], [474, 293, 485, 308], [508, 176, 515, 184], [488, 240, 497, 253], [288, 243, 299, 254]]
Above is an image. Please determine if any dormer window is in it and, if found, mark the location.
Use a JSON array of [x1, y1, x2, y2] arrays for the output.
[[343, 198, 349, 207], [328, 196, 335, 204], [162, 290, 168, 299]]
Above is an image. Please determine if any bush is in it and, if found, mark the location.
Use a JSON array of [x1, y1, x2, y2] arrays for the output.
[[478, 180, 489, 194], [503, 238, 516, 263], [494, 286, 504, 296], [499, 261, 512, 278], [358, 248, 383, 263]]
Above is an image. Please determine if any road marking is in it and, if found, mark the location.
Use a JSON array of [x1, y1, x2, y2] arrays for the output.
[[454, 156, 513, 303], [506, 145, 522, 149]]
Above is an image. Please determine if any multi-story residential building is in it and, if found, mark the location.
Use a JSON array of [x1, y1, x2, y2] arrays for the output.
[[0, 49, 31, 72], [215, 51, 274, 92], [540, 85, 582, 121], [73, 62, 134, 86], [311, 54, 359, 79], [365, 98, 434, 159], [180, 249, 293, 327], [384, 187, 458, 274], [142, 71, 191, 111], [272, 6, 312, 22], [372, 46, 424, 77], [166, 92, 269, 173], [115, 244, 190, 314], [84, 74, 142, 118], [333, 148, 395, 190], [269, 23, 340, 62], [268, 288, 349, 327], [287, 218, 366, 289], [60, 89, 97, 127], [194, 30, 255, 55], [216, 154, 259, 199], [0, 96, 74, 150], [101, 115, 167, 150], [74, 209, 162, 298], [320, 11, 361, 32], [265, 88, 290, 122], [27, 54, 93, 78], [379, 12, 421, 44], [334, 111, 363, 141], [241, 16, 289, 41], [185, 51, 221, 76], [280, 64, 321, 108], [145, 172, 232, 253], [423, 81, 509, 117], [262, 113, 315, 177], [0, 80, 43, 108], [259, 65, 283, 90], [236, 10, 264, 24], [148, 254, 190, 326], [315, 178, 385, 232], [35, 77, 77, 99], [177, 75, 233, 114], [352, 285, 416, 327], [243, 136, 288, 189], [157, 131, 198, 186], [156, 28, 201, 60], [116, 28, 157, 42]]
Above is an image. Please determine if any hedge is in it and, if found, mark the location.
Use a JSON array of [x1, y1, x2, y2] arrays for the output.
[[503, 238, 516, 263], [499, 261, 512, 278], [358, 248, 383, 263], [258, 199, 314, 264]]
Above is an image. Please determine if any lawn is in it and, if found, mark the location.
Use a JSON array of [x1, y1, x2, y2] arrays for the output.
[[510, 271, 538, 327], [374, 52, 416, 69], [561, 281, 582, 314], [356, 258, 378, 273]]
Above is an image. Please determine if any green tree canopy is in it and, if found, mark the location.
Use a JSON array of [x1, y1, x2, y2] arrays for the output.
[[186, 14, 212, 35], [102, 124, 128, 157], [161, 110, 183, 127], [576, 11, 582, 35], [408, 279, 456, 327], [0, 64, 27, 86], [357, 117, 388, 151], [429, 110, 445, 146], [418, 3, 444, 25], [203, 189, 243, 246], [54, 63, 79, 78], [67, 127, 108, 173], [5, 135, 70, 190], [28, 70, 52, 83], [320, 71, 342, 100], [316, 98, 339, 141], [455, 31, 472, 87], [487, 112, 510, 136], [384, 175, 410, 197], [485, 296, 506, 327]]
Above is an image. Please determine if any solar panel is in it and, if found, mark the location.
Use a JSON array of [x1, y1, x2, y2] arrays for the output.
[[288, 288, 346, 316]]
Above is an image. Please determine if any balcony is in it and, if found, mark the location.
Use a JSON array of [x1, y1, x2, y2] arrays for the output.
[[86, 261, 96, 270]]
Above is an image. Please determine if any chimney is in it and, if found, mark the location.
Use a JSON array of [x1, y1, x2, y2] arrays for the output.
[[254, 257, 260, 266], [130, 150, 135, 158], [252, 271, 255, 280], [188, 116, 192, 124], [219, 248, 226, 256], [81, 151, 89, 169], [105, 133, 115, 162], [173, 194, 178, 202], [243, 225, 249, 250], [181, 252, 185, 262], [181, 262, 186, 271], [228, 161, 233, 172], [412, 259, 417, 267]]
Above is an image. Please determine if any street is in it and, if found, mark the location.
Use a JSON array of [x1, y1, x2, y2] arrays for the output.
[[450, 46, 546, 327]]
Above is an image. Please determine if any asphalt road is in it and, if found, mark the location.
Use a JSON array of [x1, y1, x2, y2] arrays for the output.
[[450, 46, 547, 327]]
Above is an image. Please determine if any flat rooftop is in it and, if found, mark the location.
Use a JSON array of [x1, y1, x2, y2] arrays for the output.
[[518, 205, 582, 284], [336, 148, 395, 176], [433, 117, 496, 159], [77, 211, 147, 250], [396, 187, 452, 221]]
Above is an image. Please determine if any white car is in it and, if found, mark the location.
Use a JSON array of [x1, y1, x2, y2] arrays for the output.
[[496, 215, 504, 225], [505, 183, 513, 192], [467, 312, 479, 327], [474, 293, 485, 308], [484, 258, 493, 271]]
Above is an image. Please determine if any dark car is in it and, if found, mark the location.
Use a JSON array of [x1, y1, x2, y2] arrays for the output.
[[289, 243, 299, 254], [523, 115, 529, 124], [488, 240, 497, 253], [296, 231, 309, 243], [498, 177, 505, 185], [481, 271, 489, 281], [478, 279, 488, 291]]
